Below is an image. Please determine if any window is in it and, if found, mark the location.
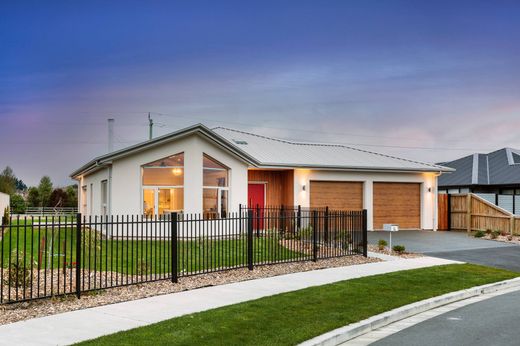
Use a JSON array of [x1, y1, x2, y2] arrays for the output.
[[142, 153, 184, 217], [203, 154, 229, 218], [101, 180, 108, 216], [81, 185, 87, 214]]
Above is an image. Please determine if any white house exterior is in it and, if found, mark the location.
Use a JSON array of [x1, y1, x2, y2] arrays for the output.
[[71, 124, 452, 231], [0, 192, 9, 214]]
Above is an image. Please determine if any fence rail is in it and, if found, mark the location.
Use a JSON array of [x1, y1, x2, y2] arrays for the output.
[[19, 207, 79, 216], [0, 206, 367, 304]]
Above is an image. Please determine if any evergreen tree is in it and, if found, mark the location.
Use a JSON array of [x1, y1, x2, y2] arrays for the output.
[[38, 176, 53, 207]]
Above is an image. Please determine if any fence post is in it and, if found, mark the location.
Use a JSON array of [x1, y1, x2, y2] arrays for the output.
[[312, 210, 318, 262], [297, 205, 301, 231], [362, 210, 368, 257], [466, 194, 472, 233], [75, 213, 82, 299], [280, 205, 285, 237], [256, 204, 260, 238], [447, 194, 452, 231], [171, 212, 178, 283], [324, 206, 329, 243], [247, 209, 254, 270]]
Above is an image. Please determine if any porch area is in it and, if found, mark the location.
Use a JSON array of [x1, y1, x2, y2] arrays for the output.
[[247, 169, 294, 208]]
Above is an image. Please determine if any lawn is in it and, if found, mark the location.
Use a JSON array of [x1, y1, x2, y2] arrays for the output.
[[78, 264, 518, 346], [0, 225, 305, 275]]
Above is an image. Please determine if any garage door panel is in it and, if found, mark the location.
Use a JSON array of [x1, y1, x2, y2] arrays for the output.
[[374, 182, 420, 229], [310, 181, 363, 210]]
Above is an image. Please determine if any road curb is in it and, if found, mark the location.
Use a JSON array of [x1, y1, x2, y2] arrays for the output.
[[299, 277, 520, 346]]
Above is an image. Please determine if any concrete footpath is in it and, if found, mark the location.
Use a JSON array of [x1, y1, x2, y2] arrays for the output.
[[0, 256, 459, 346]]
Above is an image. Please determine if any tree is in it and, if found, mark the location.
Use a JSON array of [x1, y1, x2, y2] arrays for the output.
[[15, 178, 27, 192], [0, 166, 17, 196], [38, 176, 53, 207], [49, 188, 68, 208], [10, 194, 26, 214], [27, 187, 40, 207], [65, 185, 78, 207]]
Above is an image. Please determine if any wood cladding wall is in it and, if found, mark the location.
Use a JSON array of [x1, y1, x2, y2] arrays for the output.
[[248, 170, 294, 207]]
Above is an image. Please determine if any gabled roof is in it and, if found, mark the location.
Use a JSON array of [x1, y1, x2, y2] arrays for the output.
[[71, 123, 452, 178], [212, 127, 451, 172], [438, 148, 520, 187], [70, 124, 257, 178]]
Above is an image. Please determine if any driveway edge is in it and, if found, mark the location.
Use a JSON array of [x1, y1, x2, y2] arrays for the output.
[[299, 277, 520, 346]]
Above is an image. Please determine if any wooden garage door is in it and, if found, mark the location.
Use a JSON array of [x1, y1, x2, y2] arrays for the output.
[[310, 181, 363, 210], [373, 182, 420, 229]]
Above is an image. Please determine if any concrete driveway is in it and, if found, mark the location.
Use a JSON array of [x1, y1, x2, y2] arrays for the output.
[[368, 230, 520, 272], [368, 230, 512, 253]]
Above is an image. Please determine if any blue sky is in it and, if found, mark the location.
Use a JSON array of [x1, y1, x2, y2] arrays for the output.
[[1, 0, 520, 185]]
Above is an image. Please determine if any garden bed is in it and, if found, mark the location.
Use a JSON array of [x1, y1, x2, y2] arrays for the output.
[[0, 255, 379, 325], [368, 244, 423, 258]]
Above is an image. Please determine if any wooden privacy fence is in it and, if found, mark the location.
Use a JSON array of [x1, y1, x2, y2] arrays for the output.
[[438, 193, 520, 235]]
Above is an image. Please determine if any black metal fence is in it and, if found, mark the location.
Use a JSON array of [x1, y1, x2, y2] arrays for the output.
[[0, 207, 367, 303]]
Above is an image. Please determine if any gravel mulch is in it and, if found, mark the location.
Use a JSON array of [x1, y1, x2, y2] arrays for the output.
[[368, 245, 423, 258], [480, 234, 520, 244], [0, 255, 380, 326]]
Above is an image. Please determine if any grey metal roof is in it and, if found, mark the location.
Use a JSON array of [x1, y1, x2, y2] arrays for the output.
[[71, 124, 452, 178], [438, 148, 520, 187], [212, 127, 451, 172]]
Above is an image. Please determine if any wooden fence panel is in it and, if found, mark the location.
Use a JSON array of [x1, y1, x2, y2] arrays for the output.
[[445, 193, 520, 235]]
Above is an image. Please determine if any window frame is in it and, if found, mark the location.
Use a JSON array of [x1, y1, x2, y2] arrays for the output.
[[202, 154, 230, 218]]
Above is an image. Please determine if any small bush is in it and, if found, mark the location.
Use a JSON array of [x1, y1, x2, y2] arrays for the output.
[[392, 245, 406, 254], [377, 239, 388, 250], [1, 207, 9, 226], [3, 250, 33, 288], [490, 230, 501, 239], [507, 235, 513, 241], [485, 229, 492, 235], [474, 230, 485, 238], [500, 230, 508, 237]]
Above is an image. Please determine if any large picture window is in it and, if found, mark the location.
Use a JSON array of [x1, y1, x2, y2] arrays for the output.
[[203, 154, 229, 219], [142, 153, 184, 217]]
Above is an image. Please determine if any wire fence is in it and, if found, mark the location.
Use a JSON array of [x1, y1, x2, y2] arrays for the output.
[[0, 207, 367, 304]]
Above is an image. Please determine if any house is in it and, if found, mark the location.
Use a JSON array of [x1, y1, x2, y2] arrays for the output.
[[438, 148, 520, 214], [0, 192, 9, 215], [70, 124, 452, 231]]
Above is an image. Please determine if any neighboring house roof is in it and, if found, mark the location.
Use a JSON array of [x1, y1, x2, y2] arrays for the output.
[[438, 148, 520, 187], [71, 124, 452, 178]]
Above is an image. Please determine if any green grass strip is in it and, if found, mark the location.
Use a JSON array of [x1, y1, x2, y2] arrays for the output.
[[79, 263, 518, 346]]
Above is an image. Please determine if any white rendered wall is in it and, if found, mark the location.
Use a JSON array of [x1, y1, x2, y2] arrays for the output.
[[293, 169, 438, 231], [107, 133, 249, 216], [0, 192, 9, 214], [79, 168, 110, 217]]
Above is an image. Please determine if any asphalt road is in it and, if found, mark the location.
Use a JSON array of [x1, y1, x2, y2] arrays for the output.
[[428, 246, 520, 272], [372, 290, 520, 346]]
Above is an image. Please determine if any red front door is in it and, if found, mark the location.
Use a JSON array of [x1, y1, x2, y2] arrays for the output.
[[248, 183, 265, 230]]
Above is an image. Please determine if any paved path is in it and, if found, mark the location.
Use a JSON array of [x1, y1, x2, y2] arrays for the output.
[[0, 257, 458, 346], [368, 230, 512, 253], [362, 288, 520, 346]]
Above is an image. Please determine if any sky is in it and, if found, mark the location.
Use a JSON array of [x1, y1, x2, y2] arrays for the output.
[[1, 0, 520, 186]]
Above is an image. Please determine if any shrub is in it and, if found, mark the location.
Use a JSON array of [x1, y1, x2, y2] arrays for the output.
[[500, 230, 508, 237], [507, 235, 513, 241], [474, 230, 485, 238], [490, 230, 501, 239], [392, 245, 406, 254], [10, 194, 26, 214], [1, 207, 9, 226], [3, 250, 33, 288], [377, 239, 388, 250], [485, 229, 492, 235]]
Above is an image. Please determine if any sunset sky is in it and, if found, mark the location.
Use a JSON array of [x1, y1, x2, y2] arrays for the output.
[[1, 0, 519, 186]]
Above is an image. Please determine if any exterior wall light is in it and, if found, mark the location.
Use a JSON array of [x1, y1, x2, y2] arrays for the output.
[[302, 184, 306, 191]]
